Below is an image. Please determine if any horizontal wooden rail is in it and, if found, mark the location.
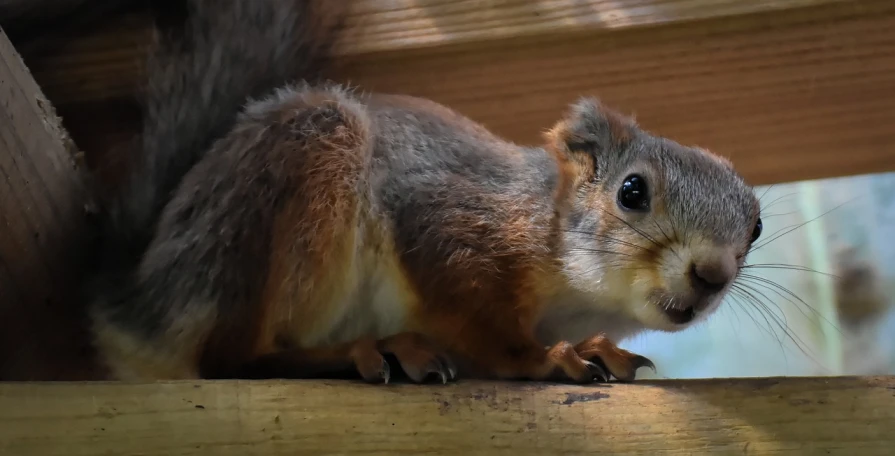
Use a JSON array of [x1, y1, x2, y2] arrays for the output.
[[12, 0, 895, 189], [332, 0, 895, 186], [0, 376, 893, 455], [335, 0, 848, 56], [13, 0, 895, 188]]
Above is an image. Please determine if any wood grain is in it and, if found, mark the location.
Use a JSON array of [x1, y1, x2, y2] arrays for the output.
[[333, 0, 895, 186], [0, 29, 99, 380], [0, 376, 893, 455], [336, 0, 847, 55], [13, 0, 895, 187]]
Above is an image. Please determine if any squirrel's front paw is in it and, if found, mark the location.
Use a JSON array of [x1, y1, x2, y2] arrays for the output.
[[574, 334, 655, 382], [378, 332, 457, 384], [540, 336, 655, 384]]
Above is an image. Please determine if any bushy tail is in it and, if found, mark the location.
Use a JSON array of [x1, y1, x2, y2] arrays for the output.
[[103, 0, 346, 264]]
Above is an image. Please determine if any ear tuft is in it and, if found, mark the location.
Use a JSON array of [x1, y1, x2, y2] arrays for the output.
[[545, 97, 637, 156]]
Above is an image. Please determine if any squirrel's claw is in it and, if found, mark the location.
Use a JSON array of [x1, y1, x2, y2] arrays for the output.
[[380, 358, 392, 384], [402, 351, 456, 384], [582, 360, 609, 383], [575, 334, 656, 383], [632, 355, 656, 374], [378, 332, 458, 384]]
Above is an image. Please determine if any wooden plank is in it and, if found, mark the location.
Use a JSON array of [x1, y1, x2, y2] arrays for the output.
[[0, 28, 99, 380], [17, 0, 851, 104], [0, 376, 893, 455], [335, 0, 847, 55], [14, 0, 895, 188], [333, 0, 895, 186]]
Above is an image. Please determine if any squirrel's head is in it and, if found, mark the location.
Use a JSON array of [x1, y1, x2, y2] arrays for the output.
[[546, 98, 761, 332]]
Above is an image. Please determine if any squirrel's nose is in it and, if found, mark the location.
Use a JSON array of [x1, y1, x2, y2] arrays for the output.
[[688, 257, 736, 294]]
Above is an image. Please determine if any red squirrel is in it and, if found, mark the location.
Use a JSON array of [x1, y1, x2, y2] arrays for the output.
[[89, 0, 763, 384]]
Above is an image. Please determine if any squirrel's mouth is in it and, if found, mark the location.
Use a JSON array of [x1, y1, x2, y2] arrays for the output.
[[661, 305, 696, 325]]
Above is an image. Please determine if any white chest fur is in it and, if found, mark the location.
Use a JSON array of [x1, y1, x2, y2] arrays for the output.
[[294, 247, 413, 348]]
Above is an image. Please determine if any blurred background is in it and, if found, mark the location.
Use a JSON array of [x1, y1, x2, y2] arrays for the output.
[[625, 171, 895, 378]]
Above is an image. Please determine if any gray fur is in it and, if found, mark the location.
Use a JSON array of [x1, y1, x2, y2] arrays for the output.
[[90, 0, 345, 377], [91, 3, 760, 380], [367, 95, 559, 220], [550, 99, 758, 335], [105, 0, 339, 259]]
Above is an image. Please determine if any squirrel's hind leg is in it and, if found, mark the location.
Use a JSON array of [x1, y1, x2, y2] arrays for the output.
[[90, 85, 376, 381]]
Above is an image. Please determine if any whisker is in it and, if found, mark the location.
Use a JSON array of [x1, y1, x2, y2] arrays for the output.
[[740, 264, 839, 278], [600, 210, 665, 250], [563, 249, 643, 260], [759, 211, 799, 219], [750, 201, 848, 253], [728, 287, 787, 350], [559, 230, 653, 253], [729, 285, 788, 351], [730, 286, 817, 370], [737, 274, 841, 336], [758, 191, 799, 213], [757, 184, 776, 204], [649, 214, 672, 244], [649, 214, 683, 261], [732, 280, 824, 363], [579, 265, 653, 276]]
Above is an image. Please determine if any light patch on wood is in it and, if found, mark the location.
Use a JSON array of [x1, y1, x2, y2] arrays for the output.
[[0, 377, 892, 455]]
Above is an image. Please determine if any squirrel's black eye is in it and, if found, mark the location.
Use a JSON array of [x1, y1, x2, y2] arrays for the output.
[[750, 217, 762, 243], [617, 174, 649, 211]]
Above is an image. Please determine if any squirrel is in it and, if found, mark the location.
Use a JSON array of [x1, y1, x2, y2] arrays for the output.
[[88, 0, 764, 384]]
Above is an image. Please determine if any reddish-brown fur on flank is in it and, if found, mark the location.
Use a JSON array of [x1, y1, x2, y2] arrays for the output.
[[196, 91, 374, 376], [386, 182, 563, 378], [258, 94, 372, 356]]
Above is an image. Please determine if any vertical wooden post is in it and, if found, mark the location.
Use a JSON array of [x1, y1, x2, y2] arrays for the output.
[[0, 28, 100, 380]]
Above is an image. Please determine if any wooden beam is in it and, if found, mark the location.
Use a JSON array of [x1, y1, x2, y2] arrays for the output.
[[0, 376, 893, 455], [14, 0, 895, 187], [332, 0, 895, 186], [335, 0, 847, 55], [0, 28, 99, 380]]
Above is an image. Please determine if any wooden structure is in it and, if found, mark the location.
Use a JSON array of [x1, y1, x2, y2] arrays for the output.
[[2, 376, 894, 455], [1, 0, 895, 454], [0, 25, 98, 380], [10, 0, 895, 189]]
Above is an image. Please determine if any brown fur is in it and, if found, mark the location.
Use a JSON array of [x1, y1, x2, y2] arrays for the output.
[[259, 94, 371, 349], [92, 1, 762, 384]]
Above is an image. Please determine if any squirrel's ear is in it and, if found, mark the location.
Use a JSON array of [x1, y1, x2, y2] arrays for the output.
[[545, 97, 637, 159]]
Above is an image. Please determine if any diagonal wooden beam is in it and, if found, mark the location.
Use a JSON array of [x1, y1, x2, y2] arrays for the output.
[[0, 28, 99, 380]]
